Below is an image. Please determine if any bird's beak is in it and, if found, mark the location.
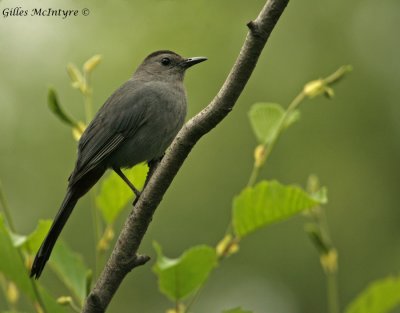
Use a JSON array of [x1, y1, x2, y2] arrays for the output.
[[181, 56, 207, 69]]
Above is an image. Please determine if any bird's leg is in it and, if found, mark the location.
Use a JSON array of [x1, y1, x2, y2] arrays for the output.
[[132, 155, 164, 206], [113, 167, 141, 198], [145, 155, 163, 186]]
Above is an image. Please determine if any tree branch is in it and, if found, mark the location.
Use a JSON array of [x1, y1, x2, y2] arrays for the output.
[[82, 0, 290, 312]]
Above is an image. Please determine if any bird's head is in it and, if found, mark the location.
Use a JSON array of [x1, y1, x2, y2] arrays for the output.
[[134, 50, 207, 82]]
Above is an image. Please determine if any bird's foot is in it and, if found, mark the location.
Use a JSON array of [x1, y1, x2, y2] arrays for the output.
[[132, 191, 141, 206]]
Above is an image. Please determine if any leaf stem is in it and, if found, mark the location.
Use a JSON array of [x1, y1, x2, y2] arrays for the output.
[[247, 163, 262, 187], [69, 298, 82, 313], [0, 180, 16, 232], [82, 68, 102, 279], [306, 177, 340, 313], [90, 190, 102, 279], [83, 72, 93, 124], [327, 270, 340, 313], [183, 280, 206, 313], [324, 65, 353, 86], [84, 90, 93, 125]]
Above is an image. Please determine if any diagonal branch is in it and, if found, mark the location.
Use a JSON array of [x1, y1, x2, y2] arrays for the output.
[[82, 0, 290, 312]]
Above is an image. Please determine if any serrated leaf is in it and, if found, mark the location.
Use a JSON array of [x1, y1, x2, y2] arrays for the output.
[[248, 103, 299, 144], [48, 88, 79, 128], [345, 275, 400, 313], [0, 215, 67, 313], [152, 243, 217, 301], [51, 240, 91, 305], [233, 180, 322, 237], [223, 308, 253, 313], [96, 164, 148, 224]]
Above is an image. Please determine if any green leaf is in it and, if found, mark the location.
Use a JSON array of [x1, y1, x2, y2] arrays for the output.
[[0, 215, 34, 298], [96, 164, 148, 224], [0, 214, 67, 313], [223, 308, 253, 313], [345, 275, 400, 313], [51, 240, 91, 305], [152, 242, 217, 301], [17, 220, 51, 253], [47, 88, 79, 128], [248, 103, 282, 144], [248, 103, 299, 144], [233, 180, 322, 237]]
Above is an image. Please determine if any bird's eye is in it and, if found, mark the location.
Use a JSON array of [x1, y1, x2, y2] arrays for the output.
[[161, 58, 171, 66]]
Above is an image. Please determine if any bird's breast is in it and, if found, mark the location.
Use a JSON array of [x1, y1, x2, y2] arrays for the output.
[[108, 82, 187, 168]]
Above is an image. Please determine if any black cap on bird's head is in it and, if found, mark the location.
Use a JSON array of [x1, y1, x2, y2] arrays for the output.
[[134, 50, 207, 81]]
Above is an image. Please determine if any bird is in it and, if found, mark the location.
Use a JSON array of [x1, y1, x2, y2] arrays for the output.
[[30, 50, 207, 279]]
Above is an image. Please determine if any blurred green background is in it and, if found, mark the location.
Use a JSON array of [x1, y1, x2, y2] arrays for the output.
[[1, 0, 400, 312]]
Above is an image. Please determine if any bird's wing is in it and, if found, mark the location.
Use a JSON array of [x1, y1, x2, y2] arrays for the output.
[[68, 80, 150, 185], [69, 133, 125, 185]]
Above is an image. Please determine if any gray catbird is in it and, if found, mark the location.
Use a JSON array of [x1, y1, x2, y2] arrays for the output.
[[30, 50, 207, 279]]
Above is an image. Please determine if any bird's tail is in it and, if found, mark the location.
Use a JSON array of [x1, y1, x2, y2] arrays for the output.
[[30, 191, 77, 279]]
